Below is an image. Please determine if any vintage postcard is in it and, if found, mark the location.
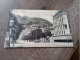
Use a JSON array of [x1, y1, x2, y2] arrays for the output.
[[4, 9, 73, 48]]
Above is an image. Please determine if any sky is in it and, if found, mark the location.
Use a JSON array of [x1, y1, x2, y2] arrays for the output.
[[11, 9, 58, 23]]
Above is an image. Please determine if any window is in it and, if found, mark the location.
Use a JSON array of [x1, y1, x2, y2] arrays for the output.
[[60, 26, 62, 29], [59, 31, 61, 35], [62, 19, 63, 22], [64, 25, 67, 29], [69, 25, 70, 28], [64, 30, 65, 34], [62, 31, 63, 34], [60, 17, 61, 22]]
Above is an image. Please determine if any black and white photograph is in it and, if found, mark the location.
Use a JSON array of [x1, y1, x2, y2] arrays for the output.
[[4, 9, 73, 48]]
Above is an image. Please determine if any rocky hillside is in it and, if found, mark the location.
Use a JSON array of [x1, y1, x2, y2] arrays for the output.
[[26, 17, 53, 27]]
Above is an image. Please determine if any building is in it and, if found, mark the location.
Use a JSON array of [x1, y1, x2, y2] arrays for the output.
[[53, 10, 72, 42], [20, 16, 30, 28], [20, 17, 27, 25]]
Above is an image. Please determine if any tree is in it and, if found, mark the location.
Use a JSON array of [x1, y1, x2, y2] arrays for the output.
[[9, 12, 23, 43]]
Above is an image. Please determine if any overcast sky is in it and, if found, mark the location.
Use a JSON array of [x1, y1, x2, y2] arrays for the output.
[[11, 9, 58, 23]]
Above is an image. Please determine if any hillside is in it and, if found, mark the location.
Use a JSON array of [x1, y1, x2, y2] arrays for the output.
[[26, 17, 53, 27]]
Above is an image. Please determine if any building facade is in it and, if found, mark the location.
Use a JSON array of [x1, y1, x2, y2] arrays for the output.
[[53, 10, 72, 42]]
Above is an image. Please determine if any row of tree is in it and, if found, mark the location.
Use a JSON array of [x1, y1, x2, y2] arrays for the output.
[[9, 12, 23, 43], [22, 29, 52, 42]]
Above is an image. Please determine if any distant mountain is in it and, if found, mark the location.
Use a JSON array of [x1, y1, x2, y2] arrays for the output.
[[26, 17, 53, 27]]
